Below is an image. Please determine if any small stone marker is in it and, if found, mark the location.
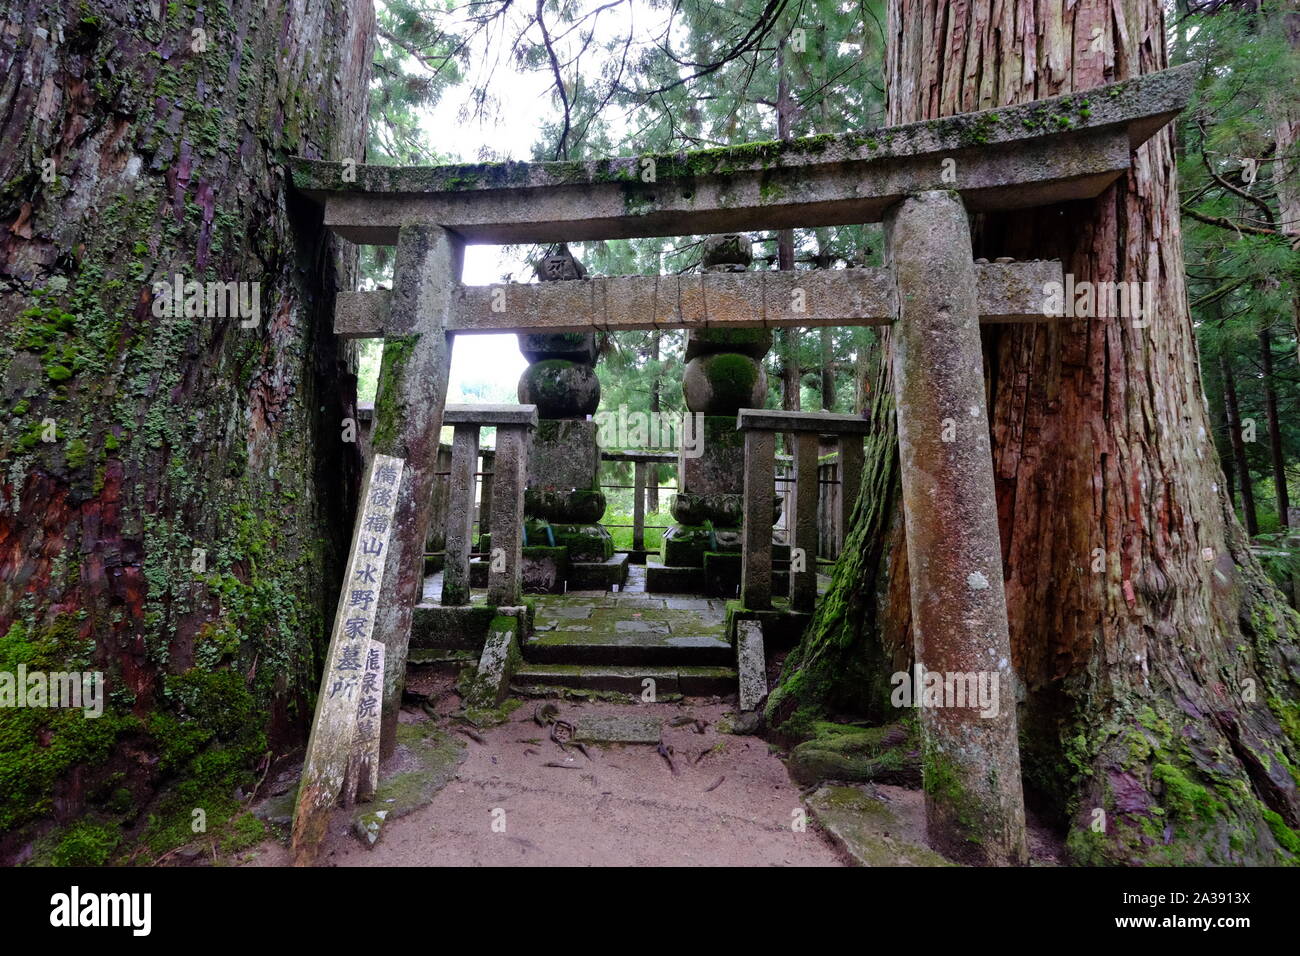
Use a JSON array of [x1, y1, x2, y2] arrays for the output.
[[291, 454, 404, 865], [735, 620, 767, 712], [465, 615, 521, 707], [573, 713, 663, 744]]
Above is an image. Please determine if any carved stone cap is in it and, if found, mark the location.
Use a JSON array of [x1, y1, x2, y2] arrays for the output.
[[701, 233, 752, 272], [536, 244, 587, 281]]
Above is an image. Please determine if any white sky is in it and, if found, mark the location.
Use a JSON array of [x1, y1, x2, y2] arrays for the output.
[[396, 0, 669, 400]]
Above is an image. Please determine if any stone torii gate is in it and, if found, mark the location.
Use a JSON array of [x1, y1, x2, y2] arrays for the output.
[[294, 63, 1193, 864]]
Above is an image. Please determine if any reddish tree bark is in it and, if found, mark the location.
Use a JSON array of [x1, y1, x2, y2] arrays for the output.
[[0, 0, 371, 860], [772, 0, 1300, 864]]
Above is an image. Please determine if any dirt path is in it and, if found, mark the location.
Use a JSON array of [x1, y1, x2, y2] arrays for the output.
[[248, 698, 845, 867]]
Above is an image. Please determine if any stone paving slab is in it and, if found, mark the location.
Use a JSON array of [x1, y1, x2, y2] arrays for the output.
[[536, 605, 595, 619], [663, 597, 718, 610], [613, 620, 671, 634], [806, 785, 955, 867], [588, 607, 680, 621], [573, 714, 664, 744]]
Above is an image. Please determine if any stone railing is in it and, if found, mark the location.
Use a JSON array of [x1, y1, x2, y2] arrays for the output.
[[736, 409, 870, 611], [440, 404, 537, 606]]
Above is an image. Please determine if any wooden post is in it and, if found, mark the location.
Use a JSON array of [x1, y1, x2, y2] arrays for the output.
[[816, 459, 834, 560], [487, 425, 530, 605], [370, 224, 460, 760], [791, 433, 820, 612], [740, 429, 775, 610], [291, 454, 403, 865], [633, 460, 647, 553], [442, 424, 480, 606], [886, 190, 1026, 864]]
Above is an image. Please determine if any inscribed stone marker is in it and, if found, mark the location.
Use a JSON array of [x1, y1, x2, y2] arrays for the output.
[[291, 454, 403, 865]]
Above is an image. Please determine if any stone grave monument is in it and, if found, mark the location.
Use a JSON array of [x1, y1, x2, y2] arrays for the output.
[[515, 246, 629, 592], [646, 234, 784, 595]]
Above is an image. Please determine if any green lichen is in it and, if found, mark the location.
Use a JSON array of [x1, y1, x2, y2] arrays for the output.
[[954, 110, 1001, 147], [65, 438, 89, 469], [1263, 809, 1300, 855]]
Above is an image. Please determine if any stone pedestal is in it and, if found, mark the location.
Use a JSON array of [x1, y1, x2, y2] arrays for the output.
[[648, 234, 774, 596], [516, 248, 626, 592]]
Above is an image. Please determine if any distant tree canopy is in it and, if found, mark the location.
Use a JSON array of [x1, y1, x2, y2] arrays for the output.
[[366, 0, 1298, 543]]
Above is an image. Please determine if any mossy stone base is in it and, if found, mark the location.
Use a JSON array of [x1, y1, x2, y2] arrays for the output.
[[351, 723, 466, 849], [806, 785, 954, 867], [551, 523, 614, 561], [410, 604, 498, 651], [663, 523, 710, 567], [568, 553, 630, 590], [788, 724, 921, 787], [644, 560, 705, 593]]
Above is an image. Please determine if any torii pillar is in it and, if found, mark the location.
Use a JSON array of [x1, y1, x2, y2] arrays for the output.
[[369, 224, 460, 759], [886, 191, 1027, 865]]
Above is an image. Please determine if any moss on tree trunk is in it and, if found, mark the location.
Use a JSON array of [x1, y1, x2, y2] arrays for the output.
[[0, 0, 373, 863]]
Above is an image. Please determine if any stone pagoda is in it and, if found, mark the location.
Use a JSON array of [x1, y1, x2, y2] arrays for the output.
[[515, 246, 628, 592], [647, 234, 781, 595]]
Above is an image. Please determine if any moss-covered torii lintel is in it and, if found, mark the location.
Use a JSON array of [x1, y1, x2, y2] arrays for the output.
[[290, 63, 1194, 246]]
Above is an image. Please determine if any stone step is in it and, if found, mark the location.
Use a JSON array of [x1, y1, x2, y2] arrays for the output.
[[524, 629, 733, 666], [512, 663, 737, 696]]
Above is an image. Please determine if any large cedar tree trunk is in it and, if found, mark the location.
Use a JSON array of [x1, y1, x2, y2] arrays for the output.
[[770, 0, 1300, 864], [1268, 3, 1300, 362], [0, 0, 371, 861]]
